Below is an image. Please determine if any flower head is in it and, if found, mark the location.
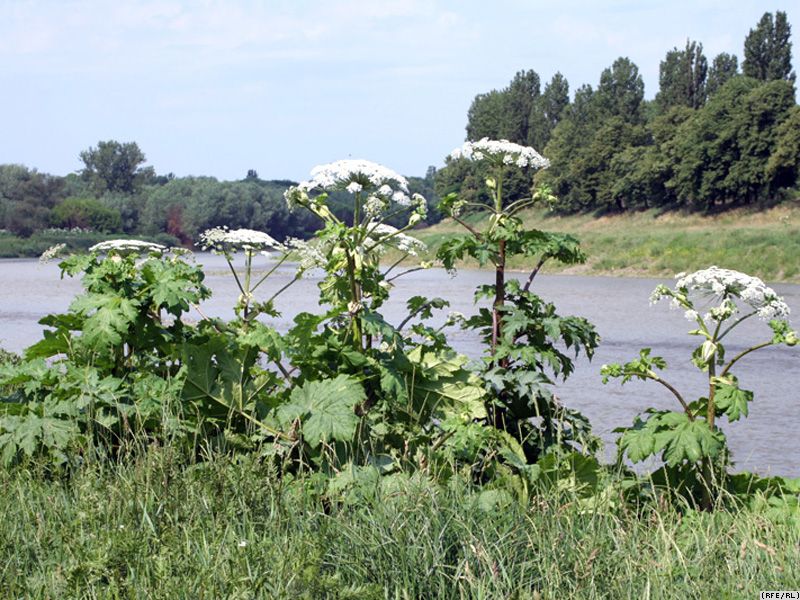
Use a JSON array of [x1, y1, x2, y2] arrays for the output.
[[366, 223, 427, 257], [39, 243, 67, 263], [450, 138, 550, 170], [284, 237, 326, 274], [198, 227, 281, 254], [653, 266, 791, 322], [89, 240, 167, 255], [285, 159, 414, 207]]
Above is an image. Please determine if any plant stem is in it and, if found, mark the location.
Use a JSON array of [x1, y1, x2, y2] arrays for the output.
[[522, 257, 548, 292], [491, 169, 505, 364], [243, 251, 253, 321], [719, 341, 773, 378], [643, 372, 693, 419], [250, 252, 289, 293]]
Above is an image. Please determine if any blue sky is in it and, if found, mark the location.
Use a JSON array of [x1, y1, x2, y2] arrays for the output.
[[0, 1, 796, 181]]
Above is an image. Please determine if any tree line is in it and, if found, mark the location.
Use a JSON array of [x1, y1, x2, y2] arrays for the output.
[[0, 141, 440, 243], [437, 11, 800, 214]]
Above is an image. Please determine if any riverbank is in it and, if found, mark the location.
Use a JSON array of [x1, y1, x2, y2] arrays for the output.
[[416, 198, 800, 283]]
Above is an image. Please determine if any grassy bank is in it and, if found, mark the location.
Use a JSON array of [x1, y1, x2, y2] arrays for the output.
[[416, 198, 800, 283], [0, 230, 180, 259], [1, 451, 798, 598]]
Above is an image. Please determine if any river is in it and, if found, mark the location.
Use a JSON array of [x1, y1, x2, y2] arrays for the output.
[[1, 254, 798, 476]]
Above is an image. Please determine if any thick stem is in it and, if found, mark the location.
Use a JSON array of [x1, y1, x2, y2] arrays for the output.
[[491, 170, 505, 364], [242, 251, 253, 321], [345, 250, 362, 350], [492, 239, 506, 359]]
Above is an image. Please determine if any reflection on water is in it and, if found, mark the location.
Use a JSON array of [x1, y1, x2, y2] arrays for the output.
[[1, 254, 798, 476]]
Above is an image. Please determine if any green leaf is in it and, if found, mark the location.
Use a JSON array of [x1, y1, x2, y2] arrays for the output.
[[70, 293, 139, 350], [405, 346, 486, 420], [659, 418, 723, 465], [276, 375, 365, 447], [713, 377, 753, 422], [618, 416, 659, 463]]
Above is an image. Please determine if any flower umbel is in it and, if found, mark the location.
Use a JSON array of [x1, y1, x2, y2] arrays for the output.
[[198, 227, 282, 254], [366, 223, 427, 257], [450, 138, 550, 170], [652, 266, 791, 322], [285, 159, 414, 207], [39, 243, 67, 263], [89, 240, 167, 254]]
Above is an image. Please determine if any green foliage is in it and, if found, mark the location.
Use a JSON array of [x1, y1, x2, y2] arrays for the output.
[[0, 164, 65, 237], [594, 57, 645, 123], [707, 52, 739, 98], [657, 39, 708, 111], [437, 146, 600, 470], [458, 12, 798, 215], [276, 375, 364, 448], [2, 452, 799, 598], [743, 11, 795, 82], [80, 140, 155, 195], [0, 247, 210, 465], [669, 76, 797, 210], [51, 197, 122, 232]]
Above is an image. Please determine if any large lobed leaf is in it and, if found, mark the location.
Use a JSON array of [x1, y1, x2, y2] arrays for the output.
[[276, 375, 365, 447]]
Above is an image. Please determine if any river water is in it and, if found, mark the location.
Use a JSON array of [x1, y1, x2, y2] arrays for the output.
[[1, 254, 798, 476]]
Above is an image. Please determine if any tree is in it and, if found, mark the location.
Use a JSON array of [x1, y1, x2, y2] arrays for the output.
[[743, 11, 795, 82], [51, 197, 122, 232], [465, 90, 507, 140], [707, 53, 739, 98], [656, 40, 708, 110], [766, 105, 800, 191], [80, 140, 155, 195], [527, 72, 570, 150], [595, 57, 645, 123], [502, 69, 541, 144], [540, 72, 570, 131], [0, 164, 65, 236], [668, 77, 796, 210]]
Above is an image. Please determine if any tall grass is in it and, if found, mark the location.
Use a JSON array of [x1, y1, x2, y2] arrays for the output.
[[2, 449, 797, 598]]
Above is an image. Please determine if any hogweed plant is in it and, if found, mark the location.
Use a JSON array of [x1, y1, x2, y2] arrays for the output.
[[281, 159, 488, 475], [602, 267, 797, 509], [437, 139, 599, 465], [284, 159, 429, 351], [0, 240, 211, 465]]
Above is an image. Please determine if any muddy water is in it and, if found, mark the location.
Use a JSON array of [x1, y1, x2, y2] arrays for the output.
[[2, 254, 798, 475]]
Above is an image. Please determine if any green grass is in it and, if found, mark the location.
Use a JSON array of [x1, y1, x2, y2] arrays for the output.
[[2, 450, 798, 598], [414, 198, 800, 283]]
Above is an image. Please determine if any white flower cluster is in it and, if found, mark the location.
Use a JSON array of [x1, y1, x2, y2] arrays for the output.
[[449, 138, 550, 170], [198, 227, 281, 254], [287, 159, 414, 206], [366, 223, 427, 257], [89, 240, 167, 254], [39, 243, 67, 263], [283, 237, 326, 273], [653, 266, 791, 322]]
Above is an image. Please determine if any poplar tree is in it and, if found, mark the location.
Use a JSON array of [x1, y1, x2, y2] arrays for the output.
[[656, 40, 708, 110], [707, 53, 739, 98], [743, 11, 795, 82]]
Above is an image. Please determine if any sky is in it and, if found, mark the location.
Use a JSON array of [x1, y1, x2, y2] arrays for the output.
[[0, 0, 797, 182]]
